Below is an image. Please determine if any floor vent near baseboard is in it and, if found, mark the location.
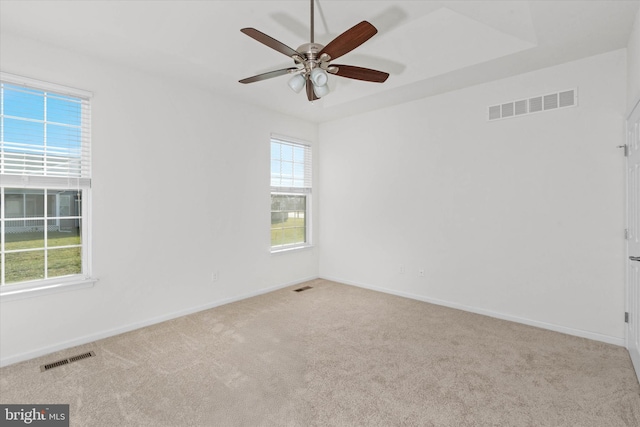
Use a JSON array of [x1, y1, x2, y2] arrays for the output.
[[40, 351, 96, 372], [488, 88, 577, 121], [294, 286, 313, 292]]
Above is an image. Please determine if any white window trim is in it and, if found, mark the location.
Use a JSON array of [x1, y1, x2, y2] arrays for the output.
[[270, 243, 314, 255], [0, 276, 97, 302], [0, 72, 92, 99], [0, 73, 96, 300]]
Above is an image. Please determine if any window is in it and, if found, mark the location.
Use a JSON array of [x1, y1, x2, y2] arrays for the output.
[[1, 73, 94, 299], [270, 136, 312, 251]]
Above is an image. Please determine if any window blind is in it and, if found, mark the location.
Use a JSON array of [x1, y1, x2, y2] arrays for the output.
[[0, 72, 92, 189], [270, 136, 312, 193]]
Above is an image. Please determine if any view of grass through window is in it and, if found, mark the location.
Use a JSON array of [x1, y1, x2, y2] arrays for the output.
[[2, 189, 83, 284], [271, 194, 306, 246], [4, 232, 81, 283]]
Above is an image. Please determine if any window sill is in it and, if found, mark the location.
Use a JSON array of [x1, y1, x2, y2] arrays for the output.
[[0, 276, 98, 302], [271, 244, 314, 255]]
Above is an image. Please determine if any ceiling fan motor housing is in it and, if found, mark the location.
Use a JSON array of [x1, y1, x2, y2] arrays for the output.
[[296, 43, 325, 61]]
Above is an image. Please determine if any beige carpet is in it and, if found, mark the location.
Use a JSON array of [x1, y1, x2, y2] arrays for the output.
[[1, 279, 639, 426]]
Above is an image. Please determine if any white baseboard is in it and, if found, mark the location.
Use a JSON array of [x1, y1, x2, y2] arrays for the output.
[[2, 275, 626, 367], [0, 276, 318, 367], [322, 275, 626, 347]]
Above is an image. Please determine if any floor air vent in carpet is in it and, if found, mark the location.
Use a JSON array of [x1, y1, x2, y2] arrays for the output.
[[293, 286, 312, 292], [40, 351, 96, 372]]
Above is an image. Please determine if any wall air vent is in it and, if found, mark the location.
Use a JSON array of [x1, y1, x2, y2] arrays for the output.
[[514, 100, 527, 116], [529, 96, 543, 113], [488, 88, 577, 121], [558, 90, 575, 107]]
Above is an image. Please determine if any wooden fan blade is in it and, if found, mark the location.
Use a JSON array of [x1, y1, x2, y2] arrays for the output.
[[319, 21, 377, 61], [330, 65, 389, 83], [241, 28, 300, 58], [306, 75, 319, 101], [239, 68, 298, 84]]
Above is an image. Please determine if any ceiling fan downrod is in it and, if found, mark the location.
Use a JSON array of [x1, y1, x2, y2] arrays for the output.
[[310, 0, 314, 44]]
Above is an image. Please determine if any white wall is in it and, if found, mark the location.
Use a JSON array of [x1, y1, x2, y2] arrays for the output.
[[319, 49, 627, 344], [0, 34, 319, 365], [0, 31, 632, 366], [629, 7, 640, 113]]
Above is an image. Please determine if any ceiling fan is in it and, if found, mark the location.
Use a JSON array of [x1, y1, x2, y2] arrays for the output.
[[239, 0, 389, 101]]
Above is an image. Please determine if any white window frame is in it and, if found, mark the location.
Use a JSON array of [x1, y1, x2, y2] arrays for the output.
[[0, 72, 96, 301], [270, 135, 313, 253]]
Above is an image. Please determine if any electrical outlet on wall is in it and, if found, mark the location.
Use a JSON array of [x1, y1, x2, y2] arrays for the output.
[[211, 271, 219, 282], [418, 268, 425, 277], [399, 265, 405, 274]]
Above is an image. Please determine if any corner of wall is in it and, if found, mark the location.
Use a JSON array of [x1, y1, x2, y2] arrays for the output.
[[628, 6, 640, 113]]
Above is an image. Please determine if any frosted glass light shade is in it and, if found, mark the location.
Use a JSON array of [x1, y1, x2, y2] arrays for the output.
[[288, 74, 306, 93], [313, 83, 330, 98], [310, 68, 328, 86]]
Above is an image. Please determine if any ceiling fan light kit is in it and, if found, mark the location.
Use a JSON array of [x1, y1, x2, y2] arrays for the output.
[[313, 80, 330, 98], [239, 0, 389, 102], [288, 74, 306, 93]]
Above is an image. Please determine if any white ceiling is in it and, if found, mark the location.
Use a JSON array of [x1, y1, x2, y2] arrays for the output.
[[1, 0, 638, 122]]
